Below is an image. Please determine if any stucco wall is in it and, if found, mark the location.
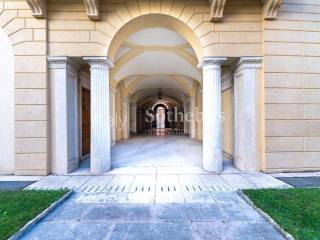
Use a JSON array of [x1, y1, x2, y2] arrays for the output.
[[264, 0, 320, 172], [222, 88, 233, 158], [0, 0, 49, 175], [46, 0, 262, 59]]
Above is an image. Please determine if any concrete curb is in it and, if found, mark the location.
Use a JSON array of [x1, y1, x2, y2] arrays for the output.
[[8, 190, 73, 240], [237, 190, 294, 240]]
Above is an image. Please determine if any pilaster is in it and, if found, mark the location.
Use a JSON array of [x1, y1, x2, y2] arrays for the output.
[[233, 57, 263, 172]]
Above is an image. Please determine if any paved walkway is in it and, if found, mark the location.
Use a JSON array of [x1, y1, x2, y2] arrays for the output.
[[26, 173, 290, 204], [17, 136, 294, 239], [22, 200, 284, 240]]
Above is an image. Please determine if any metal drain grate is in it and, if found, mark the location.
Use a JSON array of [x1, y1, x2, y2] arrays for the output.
[[0, 181, 35, 191], [276, 177, 320, 188]]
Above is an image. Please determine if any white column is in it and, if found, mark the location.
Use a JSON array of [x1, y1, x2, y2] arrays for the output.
[[121, 97, 130, 139], [190, 96, 196, 138], [84, 57, 114, 173], [110, 87, 116, 147], [130, 102, 137, 134], [48, 57, 79, 174], [183, 102, 188, 134], [234, 57, 263, 172], [200, 57, 227, 172]]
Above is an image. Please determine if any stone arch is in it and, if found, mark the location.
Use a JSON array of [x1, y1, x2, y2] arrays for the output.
[[0, 28, 14, 174], [107, 14, 203, 62]]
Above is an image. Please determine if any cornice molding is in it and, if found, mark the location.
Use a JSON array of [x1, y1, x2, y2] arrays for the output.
[[26, 0, 46, 18], [262, 0, 283, 20], [83, 0, 100, 20], [209, 0, 227, 22]]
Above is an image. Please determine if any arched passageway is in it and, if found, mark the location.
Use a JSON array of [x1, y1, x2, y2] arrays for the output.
[[53, 13, 258, 175], [107, 24, 204, 169]]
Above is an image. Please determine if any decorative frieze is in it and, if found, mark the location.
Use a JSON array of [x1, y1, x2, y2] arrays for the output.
[[83, 0, 101, 20], [26, 0, 46, 18], [262, 0, 283, 20], [209, 0, 227, 22]]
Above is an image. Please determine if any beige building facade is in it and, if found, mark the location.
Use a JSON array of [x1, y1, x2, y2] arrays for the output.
[[0, 0, 320, 176]]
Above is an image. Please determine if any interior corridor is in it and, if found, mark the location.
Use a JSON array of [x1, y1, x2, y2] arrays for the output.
[[75, 135, 236, 175]]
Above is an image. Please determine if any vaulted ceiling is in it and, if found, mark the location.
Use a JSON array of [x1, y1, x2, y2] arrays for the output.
[[113, 28, 200, 102]]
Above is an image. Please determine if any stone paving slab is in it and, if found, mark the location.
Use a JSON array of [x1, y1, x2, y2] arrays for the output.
[[25, 173, 291, 204], [83, 204, 153, 222], [109, 222, 194, 240], [22, 221, 113, 240], [21, 201, 285, 240], [192, 221, 284, 240]]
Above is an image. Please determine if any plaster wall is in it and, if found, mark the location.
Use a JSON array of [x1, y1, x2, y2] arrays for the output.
[[264, 0, 320, 172], [222, 88, 233, 158], [0, 0, 49, 175]]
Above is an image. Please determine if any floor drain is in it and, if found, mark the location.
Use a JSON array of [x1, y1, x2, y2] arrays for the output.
[[277, 177, 320, 188], [0, 181, 35, 191]]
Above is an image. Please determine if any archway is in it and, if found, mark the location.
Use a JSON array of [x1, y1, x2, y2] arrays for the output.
[[0, 28, 14, 174], [107, 14, 203, 63], [107, 14, 204, 169]]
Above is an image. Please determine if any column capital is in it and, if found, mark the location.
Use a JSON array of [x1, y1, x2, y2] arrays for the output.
[[83, 56, 114, 69], [198, 57, 227, 69], [47, 56, 68, 69], [235, 56, 263, 71]]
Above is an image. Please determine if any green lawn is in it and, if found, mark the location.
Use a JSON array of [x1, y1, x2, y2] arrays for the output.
[[243, 188, 320, 240], [0, 190, 67, 240]]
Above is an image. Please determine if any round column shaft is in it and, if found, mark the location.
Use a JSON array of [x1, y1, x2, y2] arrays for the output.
[[201, 57, 227, 172]]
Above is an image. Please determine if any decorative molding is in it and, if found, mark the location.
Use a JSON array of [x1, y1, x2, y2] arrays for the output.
[[26, 0, 47, 18], [47, 56, 68, 69], [83, 56, 114, 69], [207, 0, 282, 21], [209, 0, 227, 22], [198, 57, 227, 68], [262, 0, 283, 20], [83, 0, 100, 20], [235, 56, 263, 71]]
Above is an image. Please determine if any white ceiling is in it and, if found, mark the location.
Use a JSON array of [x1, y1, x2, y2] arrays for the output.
[[127, 28, 187, 46], [115, 51, 201, 81], [114, 27, 200, 100], [130, 76, 187, 95]]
